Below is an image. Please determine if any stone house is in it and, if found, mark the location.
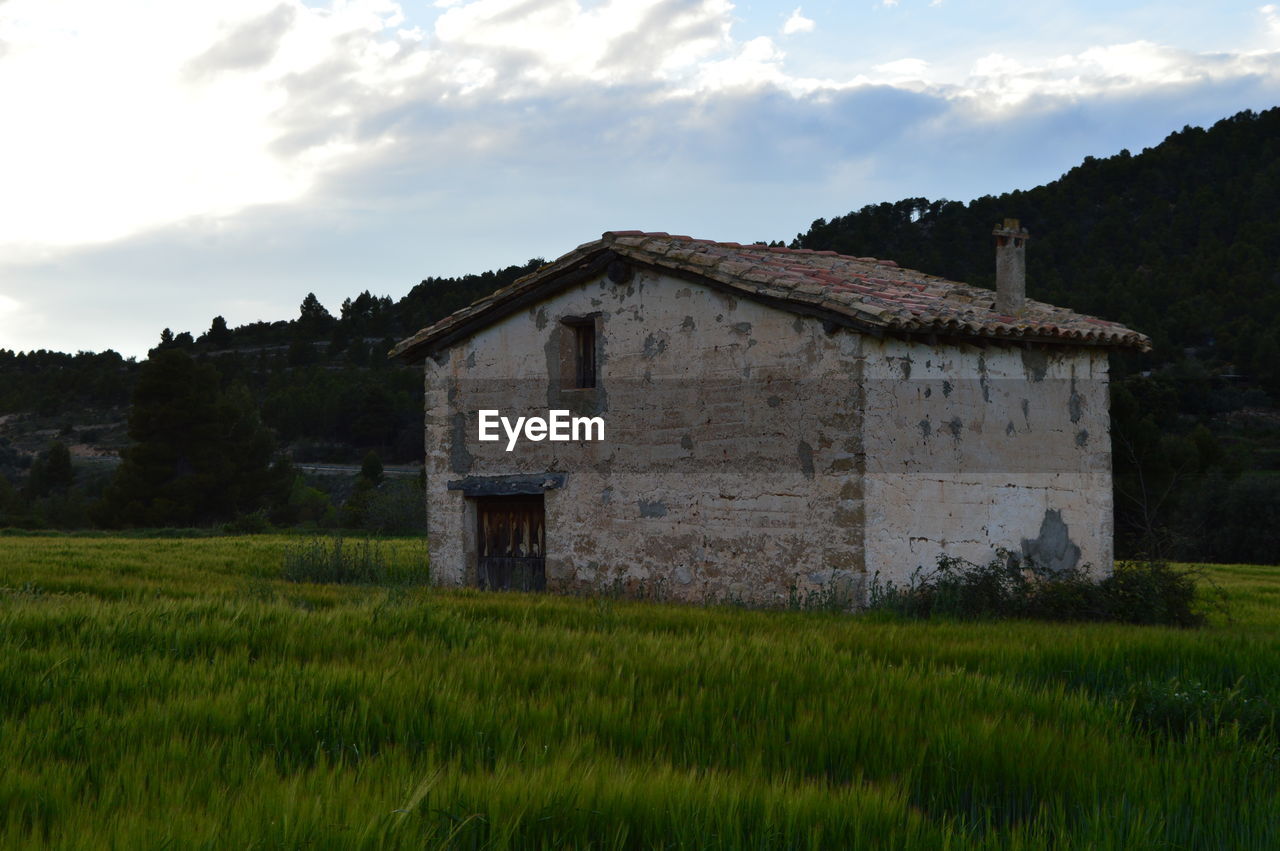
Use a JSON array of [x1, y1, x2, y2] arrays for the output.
[[391, 225, 1148, 605]]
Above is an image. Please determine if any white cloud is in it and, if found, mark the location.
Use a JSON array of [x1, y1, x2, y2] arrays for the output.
[[961, 41, 1280, 109], [0, 292, 44, 350], [873, 58, 929, 82], [0, 0, 760, 257], [0, 0, 1278, 269], [685, 35, 806, 93], [0, 0, 415, 253], [1263, 4, 1280, 36], [782, 7, 814, 36], [431, 0, 735, 88]]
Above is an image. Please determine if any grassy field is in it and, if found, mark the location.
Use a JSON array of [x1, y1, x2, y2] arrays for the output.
[[0, 535, 1277, 849]]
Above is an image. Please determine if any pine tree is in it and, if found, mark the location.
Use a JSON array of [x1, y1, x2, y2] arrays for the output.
[[298, 293, 335, 337], [360, 450, 384, 485], [24, 441, 74, 499], [206, 315, 233, 348], [95, 350, 284, 527]]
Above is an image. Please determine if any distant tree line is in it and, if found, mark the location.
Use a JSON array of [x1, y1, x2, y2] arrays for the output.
[[0, 350, 427, 534], [0, 350, 135, 414], [0, 260, 541, 531]]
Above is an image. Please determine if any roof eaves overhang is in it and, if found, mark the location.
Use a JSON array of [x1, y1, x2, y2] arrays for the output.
[[390, 239, 1151, 362]]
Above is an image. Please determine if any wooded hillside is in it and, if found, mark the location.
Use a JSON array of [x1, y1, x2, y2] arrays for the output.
[[794, 109, 1280, 383]]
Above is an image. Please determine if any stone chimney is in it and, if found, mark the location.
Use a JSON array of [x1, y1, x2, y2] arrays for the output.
[[993, 218, 1029, 316]]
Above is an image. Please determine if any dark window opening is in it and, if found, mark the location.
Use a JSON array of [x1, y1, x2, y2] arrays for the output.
[[570, 321, 596, 389]]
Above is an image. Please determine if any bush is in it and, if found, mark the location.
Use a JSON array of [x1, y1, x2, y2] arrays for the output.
[[866, 552, 1208, 627], [280, 534, 429, 585], [222, 511, 272, 534], [339, 478, 375, 529], [1100, 560, 1206, 627], [363, 478, 427, 535], [360, 450, 384, 485], [1127, 677, 1278, 741], [268, 476, 337, 529]]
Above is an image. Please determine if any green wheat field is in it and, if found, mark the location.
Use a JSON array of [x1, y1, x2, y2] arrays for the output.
[[1, 535, 1277, 849]]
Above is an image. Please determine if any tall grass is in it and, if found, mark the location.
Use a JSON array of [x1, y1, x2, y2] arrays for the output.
[[280, 534, 430, 585], [0, 536, 1277, 848], [866, 553, 1210, 626]]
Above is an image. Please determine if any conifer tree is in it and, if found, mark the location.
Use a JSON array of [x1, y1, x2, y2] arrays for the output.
[[95, 350, 283, 527], [206, 315, 232, 348]]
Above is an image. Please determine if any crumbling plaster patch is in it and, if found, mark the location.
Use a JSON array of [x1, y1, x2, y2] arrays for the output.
[[861, 337, 1112, 587], [1021, 508, 1083, 573]]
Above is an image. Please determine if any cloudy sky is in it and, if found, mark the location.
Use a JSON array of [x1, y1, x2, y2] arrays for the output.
[[2, 0, 1278, 357]]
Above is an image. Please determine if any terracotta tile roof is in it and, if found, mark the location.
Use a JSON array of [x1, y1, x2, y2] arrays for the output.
[[392, 231, 1150, 360]]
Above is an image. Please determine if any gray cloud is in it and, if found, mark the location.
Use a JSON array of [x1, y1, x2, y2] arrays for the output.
[[184, 4, 296, 80], [6, 64, 1278, 358], [597, 0, 729, 72]]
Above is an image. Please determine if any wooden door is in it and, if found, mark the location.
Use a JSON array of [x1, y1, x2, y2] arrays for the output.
[[476, 496, 546, 591]]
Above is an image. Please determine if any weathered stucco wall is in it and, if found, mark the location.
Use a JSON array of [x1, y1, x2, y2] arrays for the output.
[[424, 267, 866, 606], [861, 338, 1112, 589], [422, 267, 1114, 605]]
